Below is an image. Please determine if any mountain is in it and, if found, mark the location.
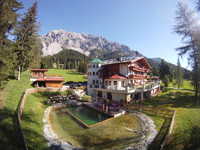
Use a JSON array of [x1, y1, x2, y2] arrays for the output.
[[41, 29, 191, 79], [150, 58, 162, 64], [41, 29, 142, 57], [148, 58, 191, 79]]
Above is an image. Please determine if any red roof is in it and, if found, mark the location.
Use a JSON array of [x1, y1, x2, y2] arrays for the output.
[[31, 69, 48, 72], [36, 77, 64, 82], [151, 76, 159, 79], [106, 74, 127, 80]]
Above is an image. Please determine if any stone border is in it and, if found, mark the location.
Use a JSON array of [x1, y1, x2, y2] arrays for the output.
[[125, 111, 158, 150], [16, 87, 65, 150], [43, 106, 76, 150], [43, 106, 158, 150]]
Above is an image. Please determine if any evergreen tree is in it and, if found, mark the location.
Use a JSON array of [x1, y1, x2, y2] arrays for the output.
[[14, 2, 42, 80], [159, 60, 171, 87], [175, 1, 200, 102], [0, 0, 22, 84], [176, 57, 183, 88], [0, 0, 22, 42]]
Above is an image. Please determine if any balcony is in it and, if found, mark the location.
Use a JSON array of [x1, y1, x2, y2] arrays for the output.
[[94, 81, 160, 94]]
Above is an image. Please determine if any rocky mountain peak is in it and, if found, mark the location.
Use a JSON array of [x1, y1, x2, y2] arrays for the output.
[[41, 29, 142, 57]]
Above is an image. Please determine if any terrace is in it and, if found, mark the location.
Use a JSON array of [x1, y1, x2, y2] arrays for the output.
[[86, 101, 126, 118], [94, 81, 161, 94]]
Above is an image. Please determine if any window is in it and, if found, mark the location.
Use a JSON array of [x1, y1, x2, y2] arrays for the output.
[[98, 91, 102, 97], [93, 72, 95, 75], [96, 80, 99, 84], [93, 80, 95, 84], [105, 81, 108, 86], [109, 81, 111, 85], [114, 81, 117, 85], [96, 72, 98, 75], [122, 81, 125, 87], [107, 92, 112, 100], [93, 64, 96, 68], [96, 64, 99, 68]]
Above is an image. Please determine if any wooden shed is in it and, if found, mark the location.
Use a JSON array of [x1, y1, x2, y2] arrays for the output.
[[30, 69, 48, 81], [30, 69, 64, 88], [34, 77, 64, 88]]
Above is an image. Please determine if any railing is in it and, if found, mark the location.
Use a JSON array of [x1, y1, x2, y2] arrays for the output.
[[100, 82, 160, 93]]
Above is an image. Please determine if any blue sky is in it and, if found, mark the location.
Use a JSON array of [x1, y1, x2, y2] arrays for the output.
[[20, 0, 192, 69]]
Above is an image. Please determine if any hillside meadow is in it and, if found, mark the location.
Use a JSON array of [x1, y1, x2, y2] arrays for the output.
[[0, 69, 199, 150], [0, 69, 86, 149]]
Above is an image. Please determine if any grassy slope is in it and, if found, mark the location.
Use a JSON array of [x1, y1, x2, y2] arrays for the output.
[[142, 89, 200, 150], [0, 71, 31, 150], [0, 69, 86, 150], [46, 69, 86, 82], [145, 114, 165, 131], [22, 92, 142, 150], [1, 68, 198, 150], [168, 80, 193, 90], [50, 110, 142, 150], [21, 93, 49, 150]]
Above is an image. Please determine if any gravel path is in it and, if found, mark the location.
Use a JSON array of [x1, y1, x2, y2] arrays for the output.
[[43, 106, 77, 150], [43, 106, 157, 150], [125, 111, 158, 150]]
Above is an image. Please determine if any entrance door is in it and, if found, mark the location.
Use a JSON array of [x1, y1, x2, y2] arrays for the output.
[[107, 92, 112, 100], [97, 91, 103, 98]]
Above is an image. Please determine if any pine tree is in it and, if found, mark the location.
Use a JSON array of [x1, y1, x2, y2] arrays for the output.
[[14, 2, 42, 80], [175, 1, 200, 102], [176, 57, 183, 88], [159, 60, 171, 87], [0, 0, 22, 84], [0, 0, 22, 43]]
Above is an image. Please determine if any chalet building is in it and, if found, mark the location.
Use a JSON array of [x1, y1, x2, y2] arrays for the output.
[[30, 69, 64, 88], [87, 57, 160, 104], [30, 69, 48, 81]]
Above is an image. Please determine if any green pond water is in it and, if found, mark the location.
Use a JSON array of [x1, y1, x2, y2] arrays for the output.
[[60, 106, 111, 125]]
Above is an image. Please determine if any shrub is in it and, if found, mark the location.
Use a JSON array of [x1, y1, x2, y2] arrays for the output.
[[81, 95, 92, 102], [65, 90, 73, 96]]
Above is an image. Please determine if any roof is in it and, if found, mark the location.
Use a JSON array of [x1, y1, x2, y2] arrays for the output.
[[106, 74, 127, 80], [103, 57, 151, 69], [90, 58, 103, 64], [36, 77, 64, 82], [30, 69, 48, 72], [103, 57, 144, 66], [151, 76, 160, 79]]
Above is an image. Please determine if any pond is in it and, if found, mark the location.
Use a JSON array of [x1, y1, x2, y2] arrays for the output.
[[60, 105, 111, 125], [49, 109, 142, 150]]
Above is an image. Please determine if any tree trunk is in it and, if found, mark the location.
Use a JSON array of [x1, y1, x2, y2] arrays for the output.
[[18, 66, 21, 80]]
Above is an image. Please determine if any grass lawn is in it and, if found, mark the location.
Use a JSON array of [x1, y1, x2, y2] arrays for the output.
[[145, 114, 165, 131], [50, 109, 142, 150], [21, 93, 50, 150], [141, 89, 200, 150], [46, 69, 86, 82], [0, 69, 86, 150], [0, 71, 31, 149], [21, 92, 143, 150], [168, 80, 194, 90]]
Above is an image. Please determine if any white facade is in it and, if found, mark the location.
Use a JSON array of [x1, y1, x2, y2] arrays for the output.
[[87, 62, 103, 97], [87, 57, 161, 103]]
